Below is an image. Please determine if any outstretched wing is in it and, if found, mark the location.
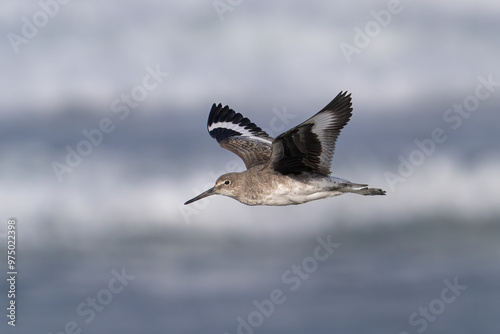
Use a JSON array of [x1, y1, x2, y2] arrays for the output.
[[207, 103, 274, 169], [268, 91, 353, 176]]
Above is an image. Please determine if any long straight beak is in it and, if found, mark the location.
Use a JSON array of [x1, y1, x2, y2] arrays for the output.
[[184, 187, 216, 205]]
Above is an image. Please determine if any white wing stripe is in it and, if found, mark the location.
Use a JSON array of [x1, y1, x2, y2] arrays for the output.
[[208, 121, 273, 143]]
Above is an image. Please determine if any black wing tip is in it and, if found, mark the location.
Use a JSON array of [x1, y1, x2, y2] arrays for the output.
[[320, 91, 353, 114], [318, 90, 354, 133], [207, 103, 271, 141], [335, 90, 352, 101], [207, 103, 233, 128]]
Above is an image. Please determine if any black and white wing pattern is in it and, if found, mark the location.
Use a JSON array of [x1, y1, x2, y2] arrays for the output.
[[268, 91, 353, 176], [207, 103, 274, 169]]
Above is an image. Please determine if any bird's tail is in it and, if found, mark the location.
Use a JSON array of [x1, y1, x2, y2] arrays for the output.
[[341, 183, 386, 196]]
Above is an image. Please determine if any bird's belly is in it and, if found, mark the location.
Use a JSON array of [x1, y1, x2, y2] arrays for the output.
[[259, 182, 341, 206], [262, 192, 341, 206]]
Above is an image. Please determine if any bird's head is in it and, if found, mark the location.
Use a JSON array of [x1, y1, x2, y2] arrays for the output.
[[184, 172, 239, 205]]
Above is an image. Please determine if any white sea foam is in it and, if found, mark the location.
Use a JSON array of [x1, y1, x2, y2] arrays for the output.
[[2, 146, 498, 247]]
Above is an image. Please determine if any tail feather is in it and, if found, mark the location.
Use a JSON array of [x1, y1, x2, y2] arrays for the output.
[[339, 183, 386, 196], [356, 187, 386, 196]]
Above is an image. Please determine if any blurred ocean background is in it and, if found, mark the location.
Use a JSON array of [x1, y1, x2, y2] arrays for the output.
[[1, 1, 499, 333]]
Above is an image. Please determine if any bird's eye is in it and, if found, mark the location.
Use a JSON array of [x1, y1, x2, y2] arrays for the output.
[[224, 180, 231, 185]]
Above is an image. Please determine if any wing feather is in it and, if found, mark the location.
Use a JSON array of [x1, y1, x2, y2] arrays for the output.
[[207, 104, 273, 169], [268, 91, 353, 175]]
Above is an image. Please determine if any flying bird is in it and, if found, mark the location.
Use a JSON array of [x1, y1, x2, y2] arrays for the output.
[[185, 91, 385, 206]]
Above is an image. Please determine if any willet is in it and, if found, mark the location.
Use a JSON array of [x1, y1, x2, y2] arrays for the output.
[[185, 91, 386, 206]]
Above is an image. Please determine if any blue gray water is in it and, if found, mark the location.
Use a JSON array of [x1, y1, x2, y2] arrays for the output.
[[2, 219, 499, 334]]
